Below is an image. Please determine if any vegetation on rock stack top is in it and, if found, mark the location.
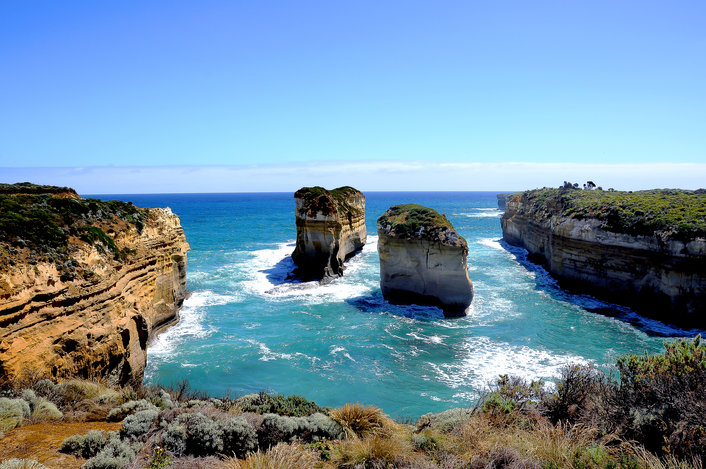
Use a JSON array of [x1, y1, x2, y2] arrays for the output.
[[294, 186, 363, 217], [377, 204, 463, 243], [0, 183, 148, 276], [515, 187, 706, 241]]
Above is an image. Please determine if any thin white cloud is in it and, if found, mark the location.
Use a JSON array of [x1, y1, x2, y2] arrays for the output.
[[1, 161, 705, 194]]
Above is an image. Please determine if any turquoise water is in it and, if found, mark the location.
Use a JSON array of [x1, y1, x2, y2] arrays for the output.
[[93, 192, 699, 419]]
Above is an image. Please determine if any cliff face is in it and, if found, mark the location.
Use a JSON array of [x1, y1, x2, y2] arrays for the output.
[[501, 189, 706, 327], [377, 204, 473, 316], [291, 186, 366, 280], [497, 193, 510, 210], [0, 188, 189, 385]]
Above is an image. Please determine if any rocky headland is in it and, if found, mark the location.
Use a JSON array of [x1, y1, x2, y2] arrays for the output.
[[497, 193, 510, 210], [0, 184, 189, 386], [291, 186, 366, 280], [501, 187, 706, 327], [377, 204, 473, 316]]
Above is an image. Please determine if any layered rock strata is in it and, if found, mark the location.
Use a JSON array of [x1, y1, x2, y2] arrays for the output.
[[377, 204, 473, 316], [291, 186, 366, 280], [0, 185, 189, 385], [501, 188, 706, 327]]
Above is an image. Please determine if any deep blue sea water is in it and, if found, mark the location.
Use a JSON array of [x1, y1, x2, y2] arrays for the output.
[[91, 192, 701, 419]]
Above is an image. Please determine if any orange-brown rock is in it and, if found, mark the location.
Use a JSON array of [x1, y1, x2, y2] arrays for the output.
[[0, 191, 188, 386]]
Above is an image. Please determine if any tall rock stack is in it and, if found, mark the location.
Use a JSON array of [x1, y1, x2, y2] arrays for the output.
[[377, 204, 473, 316], [291, 186, 366, 280]]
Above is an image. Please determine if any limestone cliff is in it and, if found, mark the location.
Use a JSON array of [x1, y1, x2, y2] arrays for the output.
[[377, 204, 473, 316], [501, 188, 706, 327], [497, 193, 510, 210], [0, 185, 189, 385], [291, 186, 366, 280]]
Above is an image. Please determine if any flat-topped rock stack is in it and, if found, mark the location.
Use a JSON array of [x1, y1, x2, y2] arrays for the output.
[[291, 186, 366, 280], [377, 204, 473, 316]]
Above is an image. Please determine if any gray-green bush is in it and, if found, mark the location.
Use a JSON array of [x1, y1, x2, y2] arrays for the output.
[[218, 416, 258, 458], [0, 459, 49, 469], [106, 399, 157, 422], [121, 409, 158, 438], [59, 430, 109, 458], [82, 434, 141, 469]]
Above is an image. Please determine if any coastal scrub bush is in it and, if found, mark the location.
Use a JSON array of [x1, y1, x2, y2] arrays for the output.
[[107, 399, 158, 422], [541, 364, 611, 426], [0, 397, 30, 431], [162, 412, 223, 456], [218, 416, 258, 458], [29, 398, 62, 421], [30, 379, 56, 397], [54, 380, 105, 406], [235, 392, 326, 417], [122, 409, 158, 438], [330, 403, 390, 438], [258, 413, 301, 449], [145, 389, 174, 410], [224, 442, 320, 469], [82, 433, 141, 469], [416, 407, 471, 433], [300, 412, 344, 441], [0, 460, 49, 469], [59, 430, 109, 458], [610, 336, 706, 459]]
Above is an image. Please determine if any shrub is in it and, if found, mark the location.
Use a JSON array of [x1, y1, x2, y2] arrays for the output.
[[122, 409, 158, 438], [30, 398, 62, 421], [107, 399, 158, 422], [30, 379, 56, 397], [300, 412, 344, 441], [59, 430, 109, 458], [541, 364, 610, 426], [218, 416, 258, 458], [330, 403, 389, 438], [54, 380, 106, 406], [82, 433, 141, 469], [411, 429, 446, 453], [0, 398, 30, 431], [416, 407, 471, 433], [611, 336, 706, 459], [146, 446, 171, 469], [235, 392, 326, 417], [223, 442, 320, 469], [258, 413, 301, 449], [0, 460, 48, 469], [162, 412, 223, 456], [146, 389, 174, 410]]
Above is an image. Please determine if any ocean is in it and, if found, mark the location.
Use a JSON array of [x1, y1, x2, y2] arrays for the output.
[[91, 192, 699, 420]]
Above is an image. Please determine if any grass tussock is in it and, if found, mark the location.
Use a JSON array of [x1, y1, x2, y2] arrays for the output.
[[330, 403, 392, 438], [223, 442, 321, 469]]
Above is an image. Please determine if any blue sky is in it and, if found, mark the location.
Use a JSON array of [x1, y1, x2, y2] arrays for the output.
[[1, 1, 705, 192]]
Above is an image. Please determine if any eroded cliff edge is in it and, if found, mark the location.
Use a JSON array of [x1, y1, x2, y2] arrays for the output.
[[0, 184, 189, 385], [501, 188, 706, 327], [291, 186, 366, 280], [378, 204, 473, 316]]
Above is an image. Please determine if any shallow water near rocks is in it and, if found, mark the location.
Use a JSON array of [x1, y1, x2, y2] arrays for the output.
[[92, 192, 701, 419]]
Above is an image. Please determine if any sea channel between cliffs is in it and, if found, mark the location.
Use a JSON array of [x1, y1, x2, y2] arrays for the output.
[[98, 191, 698, 421]]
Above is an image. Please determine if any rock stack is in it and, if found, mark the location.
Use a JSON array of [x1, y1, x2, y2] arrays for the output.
[[291, 186, 366, 280], [377, 204, 473, 316]]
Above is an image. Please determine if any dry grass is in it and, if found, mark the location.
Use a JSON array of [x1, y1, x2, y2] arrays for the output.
[[331, 433, 419, 468], [330, 403, 392, 438], [222, 442, 322, 469]]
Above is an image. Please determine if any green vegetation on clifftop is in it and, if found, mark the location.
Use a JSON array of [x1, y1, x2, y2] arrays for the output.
[[0, 184, 148, 273], [516, 188, 706, 240], [377, 204, 464, 244], [294, 186, 363, 217]]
